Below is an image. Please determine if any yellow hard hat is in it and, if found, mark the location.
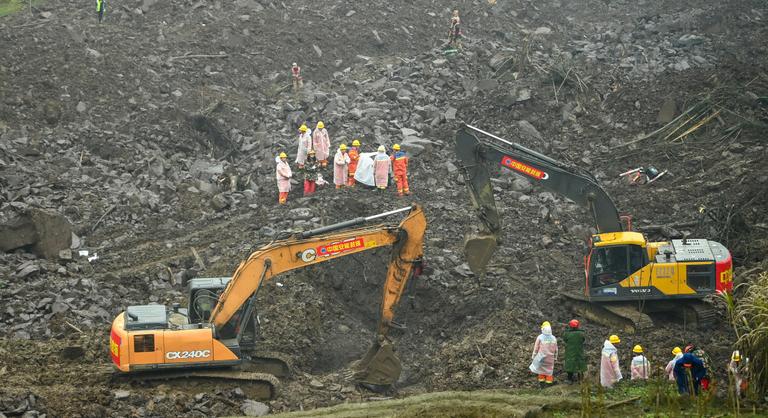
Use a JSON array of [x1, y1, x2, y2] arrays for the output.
[[609, 335, 621, 344], [279, 152, 287, 158], [732, 351, 741, 362], [317, 121, 325, 129], [393, 143, 401, 150], [541, 321, 550, 328], [672, 347, 682, 355], [633, 345, 643, 353], [299, 124, 308, 132], [352, 139, 361, 147], [340, 143, 348, 151], [377, 145, 386, 152]]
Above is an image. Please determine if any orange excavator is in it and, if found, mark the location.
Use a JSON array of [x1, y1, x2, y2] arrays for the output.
[[110, 205, 426, 397], [455, 125, 733, 332]]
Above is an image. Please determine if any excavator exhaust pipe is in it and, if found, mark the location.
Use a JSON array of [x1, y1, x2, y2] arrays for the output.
[[464, 233, 498, 275], [349, 337, 402, 391]]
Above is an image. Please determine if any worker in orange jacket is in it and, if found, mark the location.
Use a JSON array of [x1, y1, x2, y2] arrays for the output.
[[347, 139, 361, 186], [390, 144, 410, 196]]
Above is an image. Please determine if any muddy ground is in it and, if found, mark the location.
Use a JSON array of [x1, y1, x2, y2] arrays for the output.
[[1, 0, 767, 416]]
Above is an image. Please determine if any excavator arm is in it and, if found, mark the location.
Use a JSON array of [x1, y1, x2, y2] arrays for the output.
[[455, 125, 622, 273], [208, 205, 426, 386]]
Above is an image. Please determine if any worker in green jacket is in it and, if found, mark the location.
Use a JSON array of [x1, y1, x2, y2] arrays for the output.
[[96, 0, 105, 23], [562, 319, 587, 383]]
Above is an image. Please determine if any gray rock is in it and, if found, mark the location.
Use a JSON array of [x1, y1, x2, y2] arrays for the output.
[[372, 30, 385, 46], [113, 390, 131, 400], [309, 378, 324, 389], [476, 79, 499, 91], [533, 27, 553, 35], [313, 44, 323, 58], [444, 107, 457, 120], [288, 207, 313, 220], [51, 301, 69, 314], [211, 194, 230, 211], [516, 88, 531, 102], [76, 101, 87, 113], [541, 235, 554, 248], [382, 88, 398, 99], [445, 161, 458, 173], [241, 400, 269, 417], [518, 120, 542, 140], [672, 59, 690, 71], [14, 262, 40, 279], [657, 98, 677, 123], [676, 34, 705, 47]]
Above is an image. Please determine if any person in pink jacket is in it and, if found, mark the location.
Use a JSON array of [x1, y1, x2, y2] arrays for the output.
[[529, 321, 558, 387], [312, 121, 331, 167], [373, 145, 390, 191], [275, 152, 292, 205], [600, 335, 623, 388], [665, 347, 683, 380], [333, 144, 351, 189]]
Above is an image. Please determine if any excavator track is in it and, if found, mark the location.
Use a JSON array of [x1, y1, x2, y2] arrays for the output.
[[242, 351, 293, 378], [680, 301, 718, 329], [561, 292, 654, 334], [114, 370, 279, 400]]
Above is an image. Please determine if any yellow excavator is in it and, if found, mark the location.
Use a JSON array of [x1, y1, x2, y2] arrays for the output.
[[110, 205, 426, 397], [455, 125, 733, 332]]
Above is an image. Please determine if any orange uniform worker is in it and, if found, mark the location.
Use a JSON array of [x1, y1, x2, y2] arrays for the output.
[[390, 144, 410, 196], [347, 139, 361, 186]]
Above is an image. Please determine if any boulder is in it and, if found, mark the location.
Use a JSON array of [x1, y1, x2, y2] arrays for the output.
[[0, 208, 72, 259]]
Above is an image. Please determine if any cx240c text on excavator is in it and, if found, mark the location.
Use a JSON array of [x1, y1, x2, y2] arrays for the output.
[[454, 125, 732, 332], [109, 205, 426, 397]]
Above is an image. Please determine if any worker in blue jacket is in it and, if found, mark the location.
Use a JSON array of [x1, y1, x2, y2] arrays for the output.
[[674, 351, 706, 395]]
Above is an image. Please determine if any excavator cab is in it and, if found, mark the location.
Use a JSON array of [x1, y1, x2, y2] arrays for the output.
[[586, 242, 647, 294]]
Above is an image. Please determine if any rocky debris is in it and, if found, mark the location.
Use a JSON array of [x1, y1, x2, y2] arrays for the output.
[[0, 209, 72, 259], [241, 400, 270, 417], [0, 0, 764, 416]]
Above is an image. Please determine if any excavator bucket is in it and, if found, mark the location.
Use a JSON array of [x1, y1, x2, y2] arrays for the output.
[[464, 233, 498, 275], [349, 339, 402, 389]]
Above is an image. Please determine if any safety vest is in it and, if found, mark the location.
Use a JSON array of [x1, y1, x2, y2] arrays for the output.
[[97, 0, 103, 11]]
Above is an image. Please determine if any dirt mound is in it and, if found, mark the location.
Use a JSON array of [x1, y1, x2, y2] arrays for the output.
[[1, 0, 767, 416]]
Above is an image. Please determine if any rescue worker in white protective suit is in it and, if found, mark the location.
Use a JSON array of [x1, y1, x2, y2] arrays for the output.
[[665, 347, 683, 380], [600, 334, 623, 388], [729, 350, 749, 398], [630, 345, 651, 380], [529, 321, 558, 387]]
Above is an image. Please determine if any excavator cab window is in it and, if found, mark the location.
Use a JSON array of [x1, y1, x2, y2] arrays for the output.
[[590, 245, 645, 287], [134, 334, 155, 352]]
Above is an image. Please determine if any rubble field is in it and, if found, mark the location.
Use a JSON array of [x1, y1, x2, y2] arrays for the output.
[[1, 0, 767, 416]]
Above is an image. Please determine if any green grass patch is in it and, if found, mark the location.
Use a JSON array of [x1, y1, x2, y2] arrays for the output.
[[0, 0, 23, 17]]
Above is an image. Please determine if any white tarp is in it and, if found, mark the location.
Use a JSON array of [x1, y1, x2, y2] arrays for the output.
[[353, 152, 377, 186]]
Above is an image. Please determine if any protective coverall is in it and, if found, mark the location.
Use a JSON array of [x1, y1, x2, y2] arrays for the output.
[[390, 150, 410, 196], [600, 340, 622, 388], [333, 149, 350, 188], [296, 131, 312, 168], [373, 151, 390, 189], [347, 146, 360, 186], [302, 155, 318, 196], [275, 156, 292, 205], [729, 359, 748, 398], [291, 65, 303, 92], [529, 325, 558, 384], [674, 353, 706, 395], [313, 127, 331, 166], [562, 328, 586, 382], [665, 353, 683, 380], [630, 355, 650, 380], [692, 347, 711, 391]]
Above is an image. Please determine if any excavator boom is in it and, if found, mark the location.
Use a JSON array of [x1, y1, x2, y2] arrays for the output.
[[455, 125, 622, 273], [110, 205, 426, 390]]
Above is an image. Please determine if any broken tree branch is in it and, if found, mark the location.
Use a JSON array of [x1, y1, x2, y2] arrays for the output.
[[92, 205, 116, 233]]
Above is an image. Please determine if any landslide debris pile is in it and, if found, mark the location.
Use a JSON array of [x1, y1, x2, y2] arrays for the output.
[[1, 0, 767, 416]]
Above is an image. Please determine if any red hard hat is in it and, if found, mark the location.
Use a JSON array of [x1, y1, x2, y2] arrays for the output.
[[684, 344, 695, 353], [569, 319, 580, 328]]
